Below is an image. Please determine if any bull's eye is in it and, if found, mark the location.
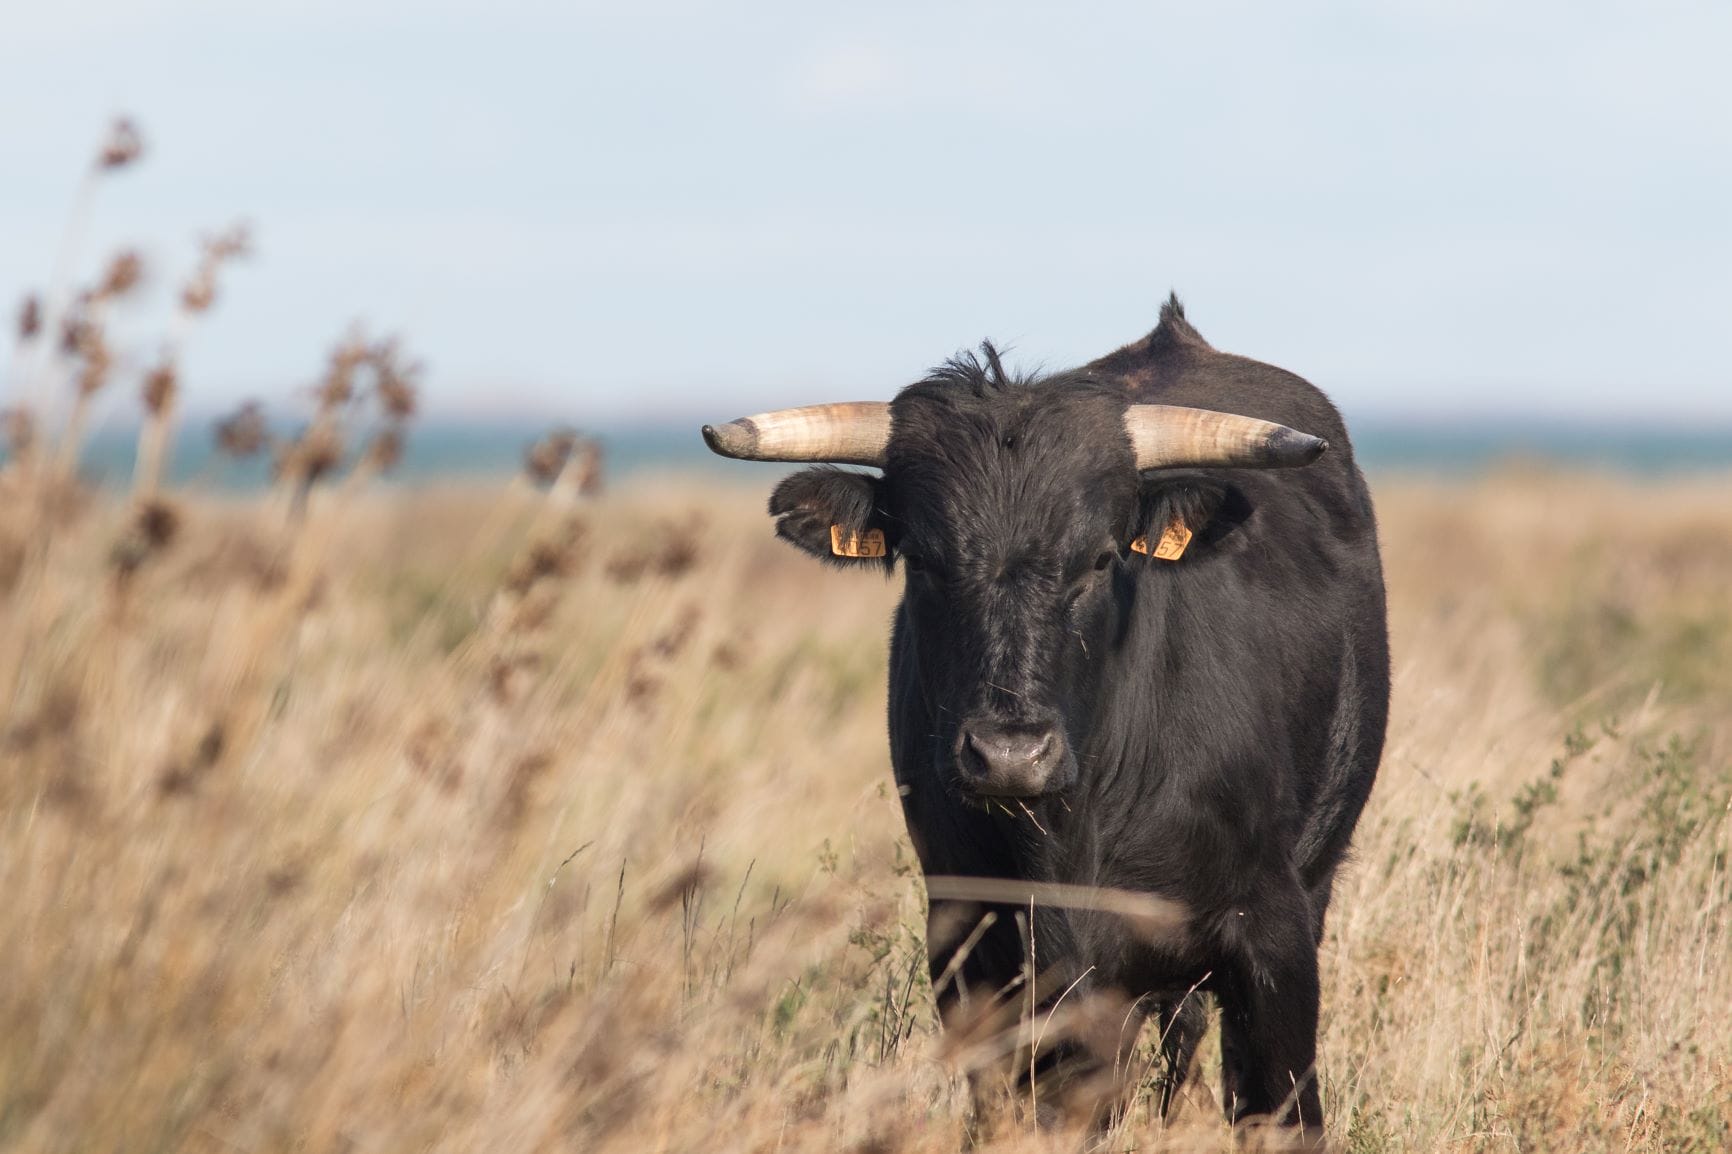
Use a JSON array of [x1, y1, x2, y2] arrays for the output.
[[1063, 550, 1117, 610], [902, 553, 945, 584]]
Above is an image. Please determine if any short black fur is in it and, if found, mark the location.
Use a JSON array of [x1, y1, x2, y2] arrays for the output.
[[764, 299, 1389, 1141]]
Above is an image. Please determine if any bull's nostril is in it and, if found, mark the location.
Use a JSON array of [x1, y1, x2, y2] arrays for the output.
[[962, 731, 1004, 776], [958, 732, 986, 778], [960, 724, 1060, 780]]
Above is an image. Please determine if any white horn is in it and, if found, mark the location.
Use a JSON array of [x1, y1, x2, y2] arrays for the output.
[[1123, 405, 1327, 469], [702, 402, 891, 466]]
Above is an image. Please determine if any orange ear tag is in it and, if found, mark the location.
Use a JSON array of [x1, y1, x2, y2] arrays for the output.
[[1130, 519, 1193, 561], [830, 525, 887, 558]]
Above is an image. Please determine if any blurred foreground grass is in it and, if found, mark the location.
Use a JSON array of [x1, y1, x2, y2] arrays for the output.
[[1, 468, 1728, 1152]]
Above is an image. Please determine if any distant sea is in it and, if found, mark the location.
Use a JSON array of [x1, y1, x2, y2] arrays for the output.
[[47, 417, 1732, 491]]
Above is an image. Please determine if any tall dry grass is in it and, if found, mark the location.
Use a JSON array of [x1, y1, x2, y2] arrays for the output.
[[0, 460, 1728, 1152], [3, 114, 1728, 1153]]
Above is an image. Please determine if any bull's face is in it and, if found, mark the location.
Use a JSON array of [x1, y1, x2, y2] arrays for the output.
[[882, 372, 1139, 798], [703, 347, 1325, 801]]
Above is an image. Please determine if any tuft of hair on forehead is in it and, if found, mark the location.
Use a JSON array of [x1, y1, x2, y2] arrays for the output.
[[916, 341, 1035, 398], [895, 342, 1120, 424], [887, 342, 1137, 516]]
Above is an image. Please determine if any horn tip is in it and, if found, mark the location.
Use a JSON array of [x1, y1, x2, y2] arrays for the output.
[[1270, 427, 1328, 466], [701, 418, 759, 460]]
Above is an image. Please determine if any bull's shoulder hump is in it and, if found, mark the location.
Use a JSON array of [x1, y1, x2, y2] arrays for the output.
[[1080, 296, 1353, 455], [1083, 294, 1211, 385]]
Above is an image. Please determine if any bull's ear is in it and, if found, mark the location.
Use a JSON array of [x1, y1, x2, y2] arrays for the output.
[[767, 467, 896, 570], [1130, 475, 1252, 563]]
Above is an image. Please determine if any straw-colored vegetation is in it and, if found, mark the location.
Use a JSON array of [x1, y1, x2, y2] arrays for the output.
[[2, 460, 1728, 1152], [3, 119, 1728, 1153]]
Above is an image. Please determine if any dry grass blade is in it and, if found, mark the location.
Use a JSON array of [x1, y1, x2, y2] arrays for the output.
[[923, 875, 1191, 946]]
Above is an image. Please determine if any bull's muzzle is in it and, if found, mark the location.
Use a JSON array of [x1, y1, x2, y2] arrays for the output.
[[954, 718, 1073, 798]]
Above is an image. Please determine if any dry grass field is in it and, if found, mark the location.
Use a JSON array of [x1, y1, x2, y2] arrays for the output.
[[0, 456, 1728, 1152]]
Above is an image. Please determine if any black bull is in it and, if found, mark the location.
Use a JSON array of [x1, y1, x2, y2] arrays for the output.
[[705, 297, 1389, 1138]]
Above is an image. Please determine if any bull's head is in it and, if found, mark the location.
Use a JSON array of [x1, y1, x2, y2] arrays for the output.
[[702, 346, 1325, 801]]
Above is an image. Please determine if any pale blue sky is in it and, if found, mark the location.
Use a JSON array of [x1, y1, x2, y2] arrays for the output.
[[3, 0, 1729, 422]]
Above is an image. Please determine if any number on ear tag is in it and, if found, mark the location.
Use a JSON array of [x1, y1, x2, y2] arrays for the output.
[[830, 525, 886, 558], [1130, 518, 1193, 561]]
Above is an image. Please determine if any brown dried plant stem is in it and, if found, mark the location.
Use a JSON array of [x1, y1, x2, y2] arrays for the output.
[[131, 324, 191, 504], [55, 391, 95, 486], [23, 174, 98, 418], [192, 439, 397, 781], [471, 468, 584, 695], [521, 441, 591, 548], [20, 118, 142, 426], [3, 319, 41, 461], [132, 225, 248, 506], [54, 298, 116, 487]]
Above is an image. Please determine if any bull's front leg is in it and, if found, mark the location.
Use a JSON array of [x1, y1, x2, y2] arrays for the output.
[[924, 897, 1051, 1131], [926, 899, 1139, 1131], [1214, 884, 1325, 1147], [1154, 994, 1209, 1119]]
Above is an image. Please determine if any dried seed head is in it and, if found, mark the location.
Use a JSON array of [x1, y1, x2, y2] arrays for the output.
[[98, 250, 145, 299], [524, 430, 578, 486], [17, 295, 41, 341], [655, 534, 699, 578], [75, 330, 113, 396], [507, 588, 558, 633], [98, 118, 144, 170], [607, 519, 701, 583], [181, 271, 216, 314], [650, 605, 701, 658], [60, 301, 92, 356], [318, 336, 368, 410], [157, 721, 225, 798], [366, 426, 405, 473], [503, 524, 586, 596], [311, 329, 423, 421], [604, 549, 648, 585], [4, 685, 81, 752], [317, 373, 353, 410], [110, 498, 181, 577], [375, 370, 418, 421], [292, 423, 345, 484], [214, 402, 269, 459], [406, 717, 462, 792], [275, 325, 423, 490], [142, 360, 178, 415], [136, 498, 180, 547], [206, 223, 252, 262], [710, 639, 745, 670], [575, 440, 605, 496], [495, 750, 555, 828], [179, 223, 251, 315]]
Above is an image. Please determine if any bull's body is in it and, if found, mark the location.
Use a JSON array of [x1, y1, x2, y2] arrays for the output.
[[889, 301, 1387, 1130], [712, 296, 1389, 1138]]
